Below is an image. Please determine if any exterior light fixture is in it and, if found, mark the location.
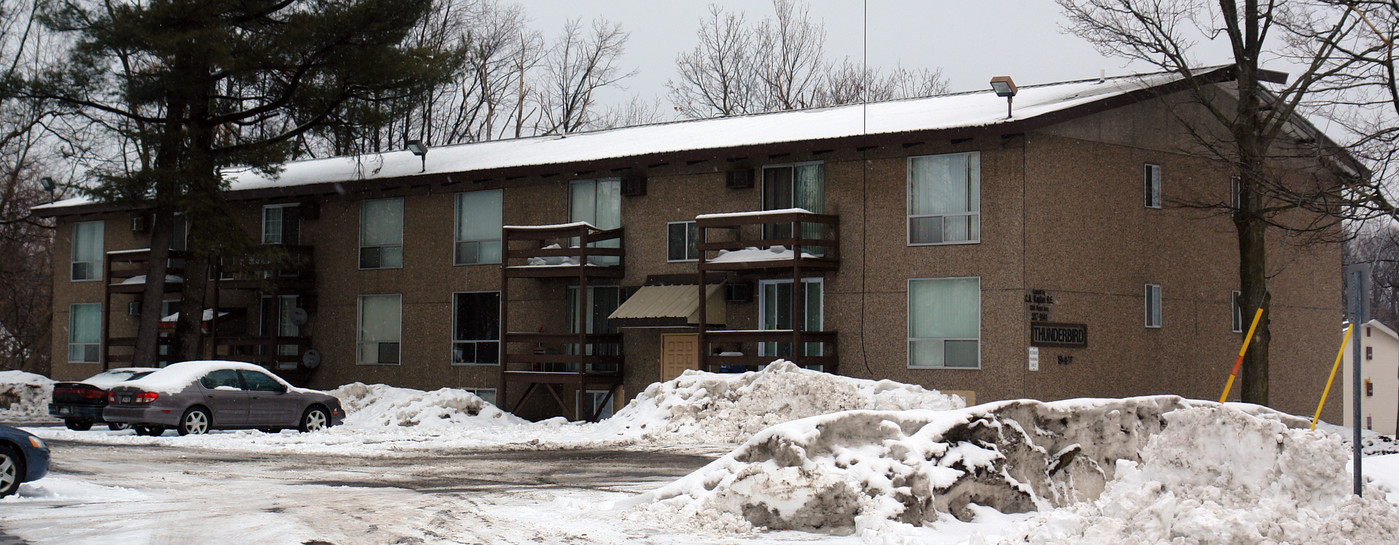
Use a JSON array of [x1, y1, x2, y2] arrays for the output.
[[990, 76, 1017, 119], [407, 139, 428, 173], [39, 176, 55, 192]]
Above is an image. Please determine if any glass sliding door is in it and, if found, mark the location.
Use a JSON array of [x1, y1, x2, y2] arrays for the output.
[[569, 179, 621, 266], [759, 279, 823, 360]]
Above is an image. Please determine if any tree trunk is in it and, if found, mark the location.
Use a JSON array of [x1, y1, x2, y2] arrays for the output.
[[174, 253, 210, 361], [1236, 212, 1270, 404], [132, 207, 174, 366]]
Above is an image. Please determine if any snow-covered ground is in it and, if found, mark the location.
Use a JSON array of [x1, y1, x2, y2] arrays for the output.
[[5, 362, 1399, 544]]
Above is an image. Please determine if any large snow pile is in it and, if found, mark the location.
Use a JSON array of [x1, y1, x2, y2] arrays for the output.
[[0, 370, 54, 417], [1008, 404, 1399, 544], [596, 360, 965, 444], [631, 396, 1186, 532], [330, 382, 528, 429], [632, 396, 1399, 542]]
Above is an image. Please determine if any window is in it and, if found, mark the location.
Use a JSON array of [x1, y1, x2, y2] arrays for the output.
[[1231, 290, 1243, 333], [68, 303, 101, 363], [759, 278, 823, 359], [467, 388, 497, 406], [357, 294, 401, 364], [261, 295, 301, 369], [908, 152, 980, 244], [1367, 346, 1374, 361], [1230, 175, 1241, 210], [581, 390, 615, 420], [71, 221, 104, 281], [200, 369, 242, 389], [908, 277, 980, 369], [1145, 284, 1162, 328], [567, 286, 625, 371], [454, 190, 502, 265], [262, 204, 301, 245], [453, 292, 500, 365], [239, 370, 285, 392], [763, 162, 825, 239], [570, 179, 622, 266], [1144, 164, 1162, 208], [360, 197, 403, 269], [667, 221, 699, 262]]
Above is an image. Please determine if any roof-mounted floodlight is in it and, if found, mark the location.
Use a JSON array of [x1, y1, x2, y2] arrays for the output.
[[39, 177, 55, 192], [407, 139, 428, 173], [990, 76, 1017, 119]]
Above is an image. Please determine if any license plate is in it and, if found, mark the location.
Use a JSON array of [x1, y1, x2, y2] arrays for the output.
[[59, 407, 69, 415], [119, 396, 132, 403]]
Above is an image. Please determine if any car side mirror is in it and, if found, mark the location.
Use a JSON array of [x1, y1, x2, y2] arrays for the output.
[[277, 384, 288, 394]]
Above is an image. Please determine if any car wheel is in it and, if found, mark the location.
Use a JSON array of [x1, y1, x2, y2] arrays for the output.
[[299, 406, 329, 433], [65, 418, 93, 431], [178, 408, 211, 436], [108, 423, 131, 431], [0, 445, 24, 498]]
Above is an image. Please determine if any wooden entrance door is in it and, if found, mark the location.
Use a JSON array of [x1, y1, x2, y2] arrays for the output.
[[660, 334, 700, 382]]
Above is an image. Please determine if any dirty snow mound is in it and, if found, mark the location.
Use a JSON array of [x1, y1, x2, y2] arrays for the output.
[[0, 370, 53, 417], [330, 383, 528, 429], [596, 361, 965, 444], [631, 396, 1190, 532], [1007, 404, 1399, 544]]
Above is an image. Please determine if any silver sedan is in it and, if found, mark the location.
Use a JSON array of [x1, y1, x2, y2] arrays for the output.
[[103, 361, 345, 436]]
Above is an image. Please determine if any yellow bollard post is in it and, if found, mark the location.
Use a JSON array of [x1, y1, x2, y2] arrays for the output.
[[1311, 323, 1355, 431], [1220, 307, 1266, 404]]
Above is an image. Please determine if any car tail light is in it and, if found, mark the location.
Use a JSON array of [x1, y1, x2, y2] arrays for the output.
[[83, 389, 105, 400], [135, 392, 158, 404], [108, 392, 116, 403]]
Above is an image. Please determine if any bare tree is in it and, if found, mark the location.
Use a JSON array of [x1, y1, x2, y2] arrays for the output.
[[816, 60, 950, 106], [1057, 0, 1367, 405], [754, 0, 825, 111], [536, 17, 634, 135], [668, 4, 759, 118], [591, 94, 665, 130]]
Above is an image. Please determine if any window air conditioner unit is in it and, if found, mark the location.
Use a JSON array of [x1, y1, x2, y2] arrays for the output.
[[725, 169, 753, 189], [621, 174, 647, 197], [725, 283, 752, 303], [131, 214, 149, 233], [128, 301, 142, 316]]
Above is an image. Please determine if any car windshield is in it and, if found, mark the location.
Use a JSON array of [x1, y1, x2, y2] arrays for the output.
[[83, 369, 157, 388]]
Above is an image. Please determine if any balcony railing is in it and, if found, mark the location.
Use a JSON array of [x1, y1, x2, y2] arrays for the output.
[[695, 209, 839, 272], [698, 329, 838, 372], [213, 245, 315, 290], [501, 223, 624, 279]]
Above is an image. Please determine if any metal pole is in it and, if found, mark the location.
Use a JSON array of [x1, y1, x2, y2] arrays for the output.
[[1348, 263, 1372, 497]]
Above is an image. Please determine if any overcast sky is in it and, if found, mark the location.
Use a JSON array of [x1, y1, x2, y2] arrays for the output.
[[522, 0, 1241, 114]]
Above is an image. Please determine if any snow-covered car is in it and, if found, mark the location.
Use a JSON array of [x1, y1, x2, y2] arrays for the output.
[[103, 361, 344, 436], [0, 424, 48, 498], [48, 367, 158, 431]]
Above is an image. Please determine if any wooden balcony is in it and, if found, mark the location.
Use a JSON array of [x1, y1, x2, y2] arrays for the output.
[[104, 248, 187, 294], [502, 223, 625, 279], [695, 209, 839, 273], [212, 245, 316, 291], [212, 335, 314, 385], [698, 330, 839, 373]]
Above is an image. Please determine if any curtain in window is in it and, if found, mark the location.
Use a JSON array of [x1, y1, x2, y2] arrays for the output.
[[68, 303, 100, 362], [72, 222, 102, 261], [909, 278, 980, 368], [361, 198, 403, 246], [570, 179, 621, 265], [909, 153, 979, 243], [455, 190, 503, 264], [358, 295, 401, 363], [262, 207, 283, 244], [761, 280, 822, 357]]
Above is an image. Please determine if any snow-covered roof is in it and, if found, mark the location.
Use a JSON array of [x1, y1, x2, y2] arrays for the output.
[[34, 67, 1249, 214]]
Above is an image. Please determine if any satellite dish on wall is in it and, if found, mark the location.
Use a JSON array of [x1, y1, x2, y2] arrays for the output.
[[302, 349, 322, 369], [290, 307, 309, 327]]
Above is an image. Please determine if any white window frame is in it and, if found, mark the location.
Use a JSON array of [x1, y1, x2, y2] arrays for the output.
[[666, 220, 699, 262], [758, 278, 824, 360], [1144, 164, 1162, 209], [359, 197, 404, 270], [907, 277, 981, 370], [454, 189, 503, 266], [451, 291, 500, 366], [356, 294, 402, 365], [1145, 284, 1163, 328], [907, 151, 981, 246], [1230, 290, 1243, 333], [578, 389, 615, 420], [68, 303, 101, 364], [70, 220, 104, 282], [261, 203, 298, 245], [466, 388, 497, 406]]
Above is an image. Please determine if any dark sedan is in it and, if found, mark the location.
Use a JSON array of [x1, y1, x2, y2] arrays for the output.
[[103, 360, 344, 436], [0, 424, 49, 497], [49, 367, 157, 430]]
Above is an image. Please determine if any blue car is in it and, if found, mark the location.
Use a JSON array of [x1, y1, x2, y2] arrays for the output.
[[0, 424, 49, 498]]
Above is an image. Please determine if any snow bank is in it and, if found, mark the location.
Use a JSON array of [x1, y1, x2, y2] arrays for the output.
[[330, 382, 528, 429], [1009, 404, 1399, 544], [596, 361, 965, 444], [632, 397, 1399, 542], [0, 370, 54, 417]]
